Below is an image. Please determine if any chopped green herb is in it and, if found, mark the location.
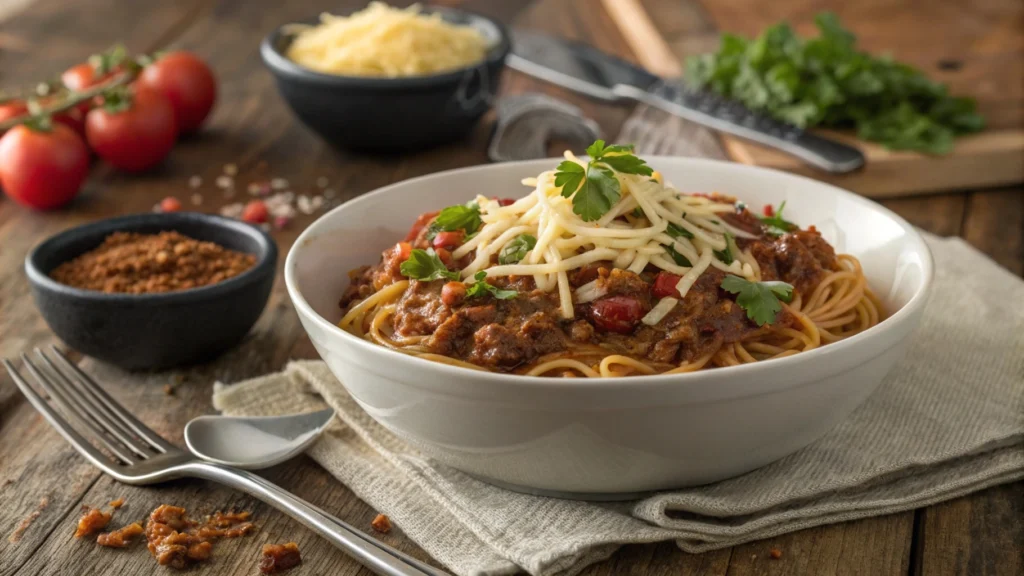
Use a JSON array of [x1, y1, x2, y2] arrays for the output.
[[720, 275, 794, 326], [631, 207, 644, 218], [685, 12, 984, 154], [714, 233, 734, 265], [666, 221, 694, 239], [399, 248, 460, 282], [465, 271, 517, 300], [498, 234, 537, 265], [554, 140, 654, 221], [426, 201, 481, 241], [760, 201, 796, 237], [665, 244, 692, 267]]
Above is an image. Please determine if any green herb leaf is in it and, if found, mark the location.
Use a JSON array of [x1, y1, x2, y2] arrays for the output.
[[399, 248, 460, 282], [714, 233, 734, 265], [465, 271, 517, 300], [759, 201, 797, 237], [666, 221, 694, 239], [685, 12, 983, 154], [599, 153, 654, 176], [554, 141, 653, 221], [426, 202, 481, 241], [720, 275, 794, 326], [498, 234, 537, 265], [665, 244, 692, 267]]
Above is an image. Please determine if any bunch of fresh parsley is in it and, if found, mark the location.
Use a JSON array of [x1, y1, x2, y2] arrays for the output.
[[685, 12, 984, 154], [554, 140, 653, 221]]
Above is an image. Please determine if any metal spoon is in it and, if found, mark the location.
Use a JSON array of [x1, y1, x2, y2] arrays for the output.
[[184, 408, 335, 470]]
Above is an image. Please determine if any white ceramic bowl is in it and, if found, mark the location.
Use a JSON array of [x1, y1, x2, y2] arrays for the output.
[[285, 158, 932, 497]]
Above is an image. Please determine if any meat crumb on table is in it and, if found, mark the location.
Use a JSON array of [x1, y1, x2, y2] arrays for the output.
[[75, 507, 112, 538], [259, 542, 302, 573], [97, 522, 144, 548], [371, 513, 392, 534]]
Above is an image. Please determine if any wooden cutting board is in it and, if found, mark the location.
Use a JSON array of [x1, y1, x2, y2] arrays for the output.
[[603, 0, 1024, 198]]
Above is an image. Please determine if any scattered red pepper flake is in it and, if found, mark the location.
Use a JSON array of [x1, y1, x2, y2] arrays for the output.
[[769, 548, 783, 559]]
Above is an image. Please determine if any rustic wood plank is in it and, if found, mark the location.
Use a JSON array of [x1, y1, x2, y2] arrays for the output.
[[961, 187, 1024, 276], [879, 193, 968, 237]]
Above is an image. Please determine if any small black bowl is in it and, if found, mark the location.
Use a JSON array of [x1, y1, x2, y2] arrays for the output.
[[26, 213, 277, 371], [260, 6, 510, 151]]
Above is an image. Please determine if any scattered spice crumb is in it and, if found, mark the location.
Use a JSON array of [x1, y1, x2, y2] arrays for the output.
[[109, 498, 125, 509], [215, 175, 234, 189], [223, 163, 238, 176], [97, 522, 143, 548], [316, 176, 328, 188], [259, 542, 302, 573], [2, 478, 14, 488], [8, 497, 48, 544], [323, 188, 336, 199], [159, 196, 182, 213], [188, 175, 202, 189], [270, 177, 289, 190], [770, 548, 783, 559], [273, 216, 290, 230], [371, 513, 391, 534], [163, 384, 175, 396], [75, 507, 112, 538], [751, 554, 757, 561], [190, 193, 203, 206]]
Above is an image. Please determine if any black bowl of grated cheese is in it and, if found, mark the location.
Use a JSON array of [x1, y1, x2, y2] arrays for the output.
[[260, 5, 510, 151]]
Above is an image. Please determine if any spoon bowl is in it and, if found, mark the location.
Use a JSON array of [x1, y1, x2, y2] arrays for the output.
[[185, 408, 335, 470]]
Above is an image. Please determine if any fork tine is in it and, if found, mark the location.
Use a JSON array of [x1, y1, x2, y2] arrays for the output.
[[21, 354, 138, 465], [5, 359, 131, 469], [34, 349, 153, 459], [49, 346, 175, 453]]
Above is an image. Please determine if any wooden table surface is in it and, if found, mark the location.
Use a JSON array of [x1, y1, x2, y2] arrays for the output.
[[0, 1, 1021, 575]]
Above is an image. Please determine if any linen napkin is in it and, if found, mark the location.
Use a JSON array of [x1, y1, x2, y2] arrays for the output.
[[212, 233, 1024, 576]]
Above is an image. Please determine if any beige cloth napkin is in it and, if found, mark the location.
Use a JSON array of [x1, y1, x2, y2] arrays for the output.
[[213, 233, 1024, 576]]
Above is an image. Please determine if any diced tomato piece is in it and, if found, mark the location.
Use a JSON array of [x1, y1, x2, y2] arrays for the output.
[[441, 281, 466, 306], [763, 204, 775, 217], [589, 296, 644, 334], [159, 196, 182, 213], [396, 242, 412, 261], [431, 230, 465, 250], [652, 271, 683, 299], [496, 197, 516, 207], [434, 247, 454, 268], [242, 200, 269, 224], [404, 210, 440, 242]]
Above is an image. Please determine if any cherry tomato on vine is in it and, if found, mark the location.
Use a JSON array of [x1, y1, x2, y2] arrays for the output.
[[136, 52, 216, 134], [85, 88, 177, 172], [0, 101, 28, 134], [61, 62, 115, 92], [0, 122, 90, 210]]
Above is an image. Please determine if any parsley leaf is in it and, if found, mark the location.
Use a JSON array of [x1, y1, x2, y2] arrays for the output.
[[666, 221, 694, 239], [554, 140, 654, 222], [759, 201, 797, 237], [465, 271, 517, 300], [665, 244, 692, 267], [714, 233, 734, 265], [498, 234, 537, 265], [399, 248, 460, 282], [685, 12, 984, 154], [720, 275, 794, 326], [426, 202, 481, 241]]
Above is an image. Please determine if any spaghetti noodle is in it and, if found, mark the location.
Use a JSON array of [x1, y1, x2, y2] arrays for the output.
[[338, 146, 883, 377]]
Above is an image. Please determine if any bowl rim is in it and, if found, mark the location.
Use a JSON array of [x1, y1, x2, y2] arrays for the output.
[[260, 5, 512, 89], [26, 212, 279, 306], [285, 156, 934, 392]]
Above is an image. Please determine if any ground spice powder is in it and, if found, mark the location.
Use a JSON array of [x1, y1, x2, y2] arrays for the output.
[[50, 231, 256, 294]]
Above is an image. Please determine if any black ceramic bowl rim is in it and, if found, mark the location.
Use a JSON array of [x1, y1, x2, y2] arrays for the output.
[[26, 212, 278, 307], [259, 5, 511, 89]]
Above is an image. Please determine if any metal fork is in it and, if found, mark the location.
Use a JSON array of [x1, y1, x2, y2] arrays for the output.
[[4, 346, 448, 576]]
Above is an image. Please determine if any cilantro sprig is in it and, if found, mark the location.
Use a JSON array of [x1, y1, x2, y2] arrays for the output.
[[721, 275, 794, 326], [399, 248, 460, 282], [760, 201, 796, 237], [554, 140, 653, 222], [666, 221, 694, 239], [465, 271, 517, 300], [665, 244, 692, 267], [685, 12, 984, 154], [426, 201, 481, 241], [714, 232, 735, 265], [498, 234, 536, 265]]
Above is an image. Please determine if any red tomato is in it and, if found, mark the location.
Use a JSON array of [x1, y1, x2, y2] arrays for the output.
[[589, 296, 644, 334], [652, 271, 683, 299], [494, 197, 516, 207], [85, 88, 177, 172], [404, 210, 439, 242], [160, 196, 182, 212], [396, 242, 412, 261], [136, 52, 216, 134], [61, 62, 115, 92], [241, 200, 268, 223], [0, 123, 89, 210], [434, 247, 455, 268], [431, 230, 464, 250], [54, 107, 87, 138], [0, 100, 28, 127], [763, 204, 775, 217], [441, 282, 466, 306]]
